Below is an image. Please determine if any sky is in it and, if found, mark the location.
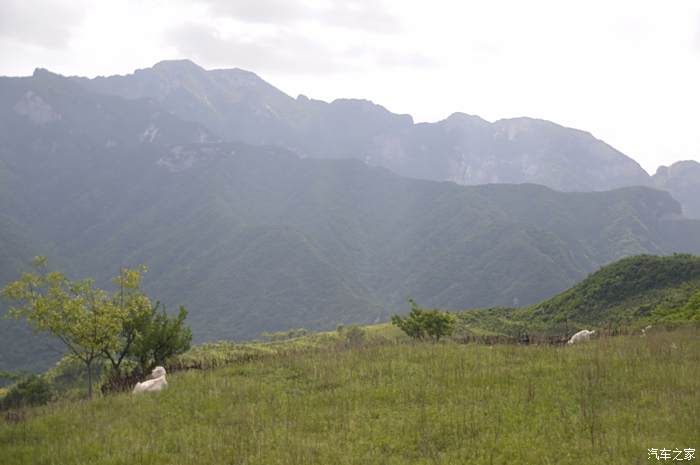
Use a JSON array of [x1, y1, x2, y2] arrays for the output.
[[1, 0, 699, 174]]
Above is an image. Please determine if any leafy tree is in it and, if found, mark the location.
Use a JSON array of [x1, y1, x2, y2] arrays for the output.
[[422, 311, 457, 342], [391, 301, 427, 340], [1, 257, 126, 399], [101, 267, 153, 374], [391, 299, 456, 342], [131, 304, 192, 373], [2, 258, 193, 397]]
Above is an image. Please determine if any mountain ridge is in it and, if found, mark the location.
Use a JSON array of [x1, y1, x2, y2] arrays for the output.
[[652, 160, 700, 219], [67, 60, 664, 196], [2, 64, 700, 373]]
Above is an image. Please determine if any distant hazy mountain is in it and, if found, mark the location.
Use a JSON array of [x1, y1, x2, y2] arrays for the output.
[[653, 161, 700, 219], [73, 59, 653, 193], [2, 68, 700, 372]]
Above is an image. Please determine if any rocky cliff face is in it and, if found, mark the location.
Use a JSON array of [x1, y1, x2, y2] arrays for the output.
[[653, 160, 700, 218], [73, 60, 653, 194], [360, 115, 651, 192]]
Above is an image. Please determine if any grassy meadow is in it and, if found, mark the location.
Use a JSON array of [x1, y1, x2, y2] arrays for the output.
[[1, 327, 699, 465]]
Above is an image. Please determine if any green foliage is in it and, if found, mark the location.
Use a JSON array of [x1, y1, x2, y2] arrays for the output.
[[5, 124, 700, 376], [336, 325, 366, 347], [131, 305, 192, 373], [0, 370, 25, 389], [456, 254, 700, 337], [172, 331, 341, 371], [678, 290, 700, 321], [1, 259, 191, 398], [44, 357, 108, 401], [391, 299, 456, 342], [0, 374, 53, 410], [102, 266, 153, 373], [1, 257, 129, 398], [530, 254, 700, 325], [0, 370, 24, 382]]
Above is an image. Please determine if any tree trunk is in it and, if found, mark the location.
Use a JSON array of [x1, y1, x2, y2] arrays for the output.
[[87, 360, 93, 400]]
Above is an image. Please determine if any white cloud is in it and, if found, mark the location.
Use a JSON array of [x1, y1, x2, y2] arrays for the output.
[[0, 0, 87, 48], [166, 22, 433, 74], [167, 23, 344, 74], [192, 0, 400, 33]]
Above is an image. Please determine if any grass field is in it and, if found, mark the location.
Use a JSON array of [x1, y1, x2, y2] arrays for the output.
[[1, 328, 699, 465]]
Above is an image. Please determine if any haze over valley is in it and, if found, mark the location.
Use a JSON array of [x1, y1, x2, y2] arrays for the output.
[[1, 61, 699, 371]]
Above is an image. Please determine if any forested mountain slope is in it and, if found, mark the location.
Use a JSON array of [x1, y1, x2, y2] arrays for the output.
[[2, 68, 700, 372]]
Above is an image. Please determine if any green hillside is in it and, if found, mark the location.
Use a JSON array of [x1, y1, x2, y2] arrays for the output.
[[1, 328, 698, 465], [3, 254, 700, 463], [3, 71, 700, 374], [458, 254, 700, 336]]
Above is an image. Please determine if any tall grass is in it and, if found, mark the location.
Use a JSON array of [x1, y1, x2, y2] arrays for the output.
[[1, 328, 698, 464]]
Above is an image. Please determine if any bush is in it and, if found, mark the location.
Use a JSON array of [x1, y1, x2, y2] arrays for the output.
[[391, 299, 456, 342], [679, 291, 700, 321], [0, 375, 54, 410], [132, 305, 192, 373], [337, 325, 366, 347]]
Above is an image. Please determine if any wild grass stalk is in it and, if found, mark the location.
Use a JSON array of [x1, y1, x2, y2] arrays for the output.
[[1, 328, 698, 464]]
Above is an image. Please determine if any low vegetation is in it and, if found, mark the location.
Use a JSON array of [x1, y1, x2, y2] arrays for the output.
[[1, 254, 700, 463], [391, 299, 456, 341], [1, 327, 698, 464], [455, 254, 700, 338]]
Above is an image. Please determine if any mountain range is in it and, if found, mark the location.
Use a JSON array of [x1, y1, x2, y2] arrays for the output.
[[1, 60, 699, 372], [73, 59, 700, 216]]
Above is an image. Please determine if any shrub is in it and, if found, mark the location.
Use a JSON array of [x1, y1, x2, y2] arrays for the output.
[[337, 325, 366, 347], [131, 305, 192, 373], [391, 299, 456, 342], [0, 375, 54, 410]]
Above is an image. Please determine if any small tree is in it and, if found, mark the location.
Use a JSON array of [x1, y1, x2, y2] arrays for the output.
[[1, 257, 126, 399], [391, 299, 456, 342], [2, 258, 194, 397], [102, 266, 153, 374], [131, 304, 192, 373]]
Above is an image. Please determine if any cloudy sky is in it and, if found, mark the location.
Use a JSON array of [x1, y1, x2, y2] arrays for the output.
[[1, 0, 698, 173]]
